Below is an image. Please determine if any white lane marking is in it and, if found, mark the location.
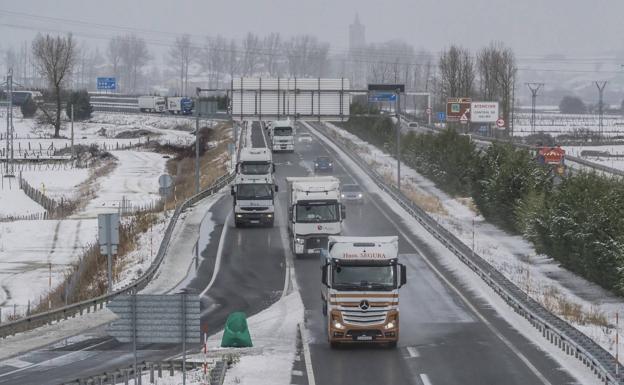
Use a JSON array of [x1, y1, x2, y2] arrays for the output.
[[1, 357, 32, 369], [200, 211, 232, 297], [420, 373, 433, 385], [407, 346, 420, 358], [0, 339, 110, 379], [307, 122, 553, 385], [299, 323, 316, 385], [292, 369, 304, 376]]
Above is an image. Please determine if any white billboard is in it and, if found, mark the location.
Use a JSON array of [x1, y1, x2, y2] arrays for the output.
[[470, 102, 499, 123]]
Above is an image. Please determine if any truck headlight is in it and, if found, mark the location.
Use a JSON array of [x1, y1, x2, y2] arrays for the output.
[[328, 163, 333, 167], [315, 163, 319, 167], [236, 214, 243, 218], [266, 213, 273, 218], [296, 238, 304, 244], [357, 193, 362, 198], [384, 321, 395, 330], [341, 194, 345, 198], [333, 320, 345, 330]]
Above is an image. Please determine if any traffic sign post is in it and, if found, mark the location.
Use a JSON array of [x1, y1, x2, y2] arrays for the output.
[[437, 112, 446, 122], [98, 213, 119, 293], [446, 98, 471, 123], [496, 118, 505, 128], [368, 93, 397, 102], [96, 77, 116, 91], [471, 102, 499, 123]]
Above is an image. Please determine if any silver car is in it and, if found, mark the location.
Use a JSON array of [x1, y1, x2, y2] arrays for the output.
[[299, 133, 313, 143], [341, 184, 364, 204]]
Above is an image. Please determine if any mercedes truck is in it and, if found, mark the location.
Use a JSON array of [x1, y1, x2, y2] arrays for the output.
[[321, 236, 407, 348]]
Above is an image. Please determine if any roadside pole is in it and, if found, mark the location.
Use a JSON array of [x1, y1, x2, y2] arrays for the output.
[[395, 89, 401, 192], [106, 214, 113, 294], [71, 104, 75, 159], [195, 89, 200, 195]]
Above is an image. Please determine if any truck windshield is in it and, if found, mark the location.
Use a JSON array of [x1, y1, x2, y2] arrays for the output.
[[274, 127, 293, 136], [240, 162, 271, 175], [332, 264, 396, 290], [236, 184, 273, 200], [296, 203, 338, 223]]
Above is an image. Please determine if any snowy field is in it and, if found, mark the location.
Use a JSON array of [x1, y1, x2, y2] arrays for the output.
[[512, 112, 624, 137], [0, 218, 98, 319], [320, 121, 624, 365], [563, 144, 624, 172]]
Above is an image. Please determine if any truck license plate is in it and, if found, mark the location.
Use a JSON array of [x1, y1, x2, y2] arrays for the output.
[[357, 335, 373, 341], [250, 220, 259, 224]]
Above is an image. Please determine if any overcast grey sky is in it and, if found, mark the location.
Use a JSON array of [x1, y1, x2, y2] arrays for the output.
[[1, 0, 624, 59]]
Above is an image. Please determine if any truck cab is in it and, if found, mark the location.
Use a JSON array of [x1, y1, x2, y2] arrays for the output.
[[269, 120, 295, 152], [237, 148, 275, 176], [321, 236, 407, 348], [286, 176, 345, 256], [231, 174, 278, 227]]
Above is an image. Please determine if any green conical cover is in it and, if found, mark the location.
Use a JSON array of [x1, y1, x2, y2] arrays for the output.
[[221, 312, 253, 348]]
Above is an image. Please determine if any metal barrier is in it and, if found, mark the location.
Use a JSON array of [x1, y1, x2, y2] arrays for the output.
[[61, 359, 228, 385], [0, 168, 235, 340], [311, 122, 622, 385]]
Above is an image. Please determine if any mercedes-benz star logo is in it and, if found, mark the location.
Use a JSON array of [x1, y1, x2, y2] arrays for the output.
[[359, 300, 370, 310]]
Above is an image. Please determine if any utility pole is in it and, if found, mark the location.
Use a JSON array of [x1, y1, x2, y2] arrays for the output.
[[5, 69, 14, 177], [526, 83, 544, 134], [595, 81, 607, 140], [71, 105, 75, 159], [195, 88, 200, 194]]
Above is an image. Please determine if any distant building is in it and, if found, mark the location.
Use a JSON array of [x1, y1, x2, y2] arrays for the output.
[[348, 14, 366, 87], [349, 13, 366, 52]]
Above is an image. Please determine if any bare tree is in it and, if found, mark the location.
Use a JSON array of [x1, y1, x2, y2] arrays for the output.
[[119, 35, 150, 93], [32, 33, 77, 138], [107, 36, 124, 85], [262, 32, 282, 76], [438, 45, 474, 100], [200, 36, 227, 88], [241, 33, 261, 76], [167, 34, 193, 95], [224, 38, 240, 80]]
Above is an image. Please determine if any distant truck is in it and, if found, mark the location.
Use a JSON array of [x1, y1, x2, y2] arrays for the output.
[[320, 236, 407, 348], [286, 176, 345, 257], [166, 97, 194, 115], [268, 120, 295, 152], [231, 147, 277, 227], [138, 96, 166, 113], [237, 147, 274, 176]]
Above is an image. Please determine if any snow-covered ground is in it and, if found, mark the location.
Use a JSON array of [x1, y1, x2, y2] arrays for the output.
[[512, 112, 624, 137], [77, 150, 167, 218], [0, 218, 98, 320], [563, 144, 624, 172], [0, 182, 45, 219], [19, 166, 90, 201], [319, 121, 624, 367]]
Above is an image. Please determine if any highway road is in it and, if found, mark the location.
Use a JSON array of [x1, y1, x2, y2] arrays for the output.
[[0, 121, 579, 384]]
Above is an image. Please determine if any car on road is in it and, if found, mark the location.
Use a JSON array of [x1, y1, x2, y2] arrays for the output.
[[314, 156, 333, 172], [299, 133, 313, 143], [341, 184, 364, 204], [408, 122, 419, 128]]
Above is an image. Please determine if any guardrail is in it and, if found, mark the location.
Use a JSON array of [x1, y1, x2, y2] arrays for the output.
[[0, 171, 235, 340], [62, 359, 228, 385], [311, 122, 622, 385]]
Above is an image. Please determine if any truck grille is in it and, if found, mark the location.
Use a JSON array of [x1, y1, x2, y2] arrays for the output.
[[341, 309, 387, 326], [240, 207, 269, 211], [305, 237, 328, 250]]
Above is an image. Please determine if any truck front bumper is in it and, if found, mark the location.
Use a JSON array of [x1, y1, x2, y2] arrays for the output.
[[328, 311, 399, 344], [294, 235, 329, 255], [272, 144, 294, 152], [235, 212, 274, 225]]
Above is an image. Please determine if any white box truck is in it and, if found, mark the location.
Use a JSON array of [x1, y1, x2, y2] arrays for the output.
[[268, 120, 294, 152], [166, 97, 194, 115], [237, 148, 274, 176], [286, 176, 345, 256], [231, 173, 278, 227], [138, 96, 166, 113], [320, 236, 407, 348]]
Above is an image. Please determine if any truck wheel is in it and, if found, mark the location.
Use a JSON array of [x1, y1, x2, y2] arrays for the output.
[[387, 341, 397, 349], [330, 341, 340, 349], [267, 218, 275, 228], [322, 301, 327, 316], [234, 219, 242, 228]]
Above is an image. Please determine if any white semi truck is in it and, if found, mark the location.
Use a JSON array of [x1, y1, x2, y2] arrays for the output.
[[236, 147, 274, 175], [286, 176, 345, 256], [320, 236, 407, 348], [138, 96, 166, 113], [268, 120, 294, 152]]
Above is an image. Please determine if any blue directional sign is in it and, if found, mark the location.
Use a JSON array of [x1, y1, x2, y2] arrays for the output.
[[368, 93, 397, 102], [437, 112, 446, 122], [97, 77, 116, 90]]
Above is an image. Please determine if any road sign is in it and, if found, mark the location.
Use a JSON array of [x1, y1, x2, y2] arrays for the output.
[[425, 107, 432, 115], [368, 93, 397, 102], [471, 102, 499, 123], [446, 98, 471, 122], [96, 77, 116, 90], [98, 213, 119, 255], [158, 174, 173, 189], [496, 118, 505, 128], [437, 112, 446, 122], [368, 84, 405, 92], [195, 100, 218, 117], [107, 294, 201, 344]]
